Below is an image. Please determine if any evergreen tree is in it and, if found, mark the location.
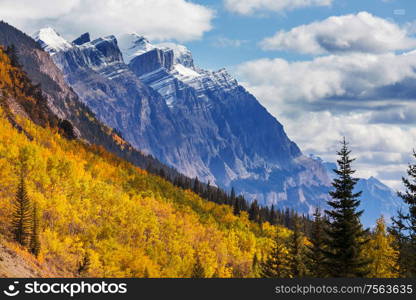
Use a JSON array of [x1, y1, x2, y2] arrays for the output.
[[251, 253, 260, 277], [5, 45, 20, 67], [233, 198, 241, 216], [289, 218, 306, 277], [260, 227, 290, 278], [249, 200, 260, 223], [12, 175, 32, 246], [306, 207, 327, 277], [269, 204, 276, 225], [284, 208, 291, 229], [230, 187, 236, 201], [391, 151, 416, 277], [78, 251, 91, 276], [29, 202, 41, 257], [323, 138, 370, 277], [193, 177, 201, 195], [191, 255, 205, 278]]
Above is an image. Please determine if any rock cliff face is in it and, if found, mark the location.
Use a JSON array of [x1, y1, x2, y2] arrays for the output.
[[34, 29, 333, 214], [0, 21, 180, 177]]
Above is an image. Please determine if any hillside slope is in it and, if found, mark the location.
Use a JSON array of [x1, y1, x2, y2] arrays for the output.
[[0, 21, 182, 181], [0, 241, 71, 277], [0, 46, 285, 277]]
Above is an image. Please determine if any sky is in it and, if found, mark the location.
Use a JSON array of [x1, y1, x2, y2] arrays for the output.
[[1, 0, 416, 190]]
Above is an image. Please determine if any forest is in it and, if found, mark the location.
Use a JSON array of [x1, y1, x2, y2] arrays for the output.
[[0, 45, 415, 278]]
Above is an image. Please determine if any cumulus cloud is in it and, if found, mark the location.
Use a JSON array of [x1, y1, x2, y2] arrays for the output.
[[236, 48, 416, 189], [0, 0, 214, 41], [273, 110, 415, 190], [237, 51, 416, 104], [369, 108, 416, 124], [224, 0, 332, 15], [260, 12, 416, 54]]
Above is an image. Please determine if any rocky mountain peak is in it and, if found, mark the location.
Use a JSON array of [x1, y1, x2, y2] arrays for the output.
[[117, 33, 195, 69], [33, 27, 72, 54], [72, 32, 91, 45], [117, 33, 154, 63], [87, 35, 123, 65], [156, 42, 195, 69]]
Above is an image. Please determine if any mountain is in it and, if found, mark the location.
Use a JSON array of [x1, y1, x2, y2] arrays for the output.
[[0, 21, 183, 178], [34, 28, 333, 214], [0, 44, 281, 277], [321, 159, 401, 227], [0, 21, 302, 232]]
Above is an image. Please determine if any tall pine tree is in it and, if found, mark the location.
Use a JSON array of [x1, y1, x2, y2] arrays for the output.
[[307, 207, 327, 277], [78, 251, 91, 276], [29, 202, 41, 257], [289, 218, 306, 277], [251, 253, 260, 277], [391, 151, 416, 277], [12, 175, 32, 246], [191, 255, 205, 278], [323, 138, 370, 277]]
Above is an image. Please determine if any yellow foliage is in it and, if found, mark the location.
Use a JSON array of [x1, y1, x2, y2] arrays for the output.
[[364, 217, 400, 278], [0, 105, 275, 277]]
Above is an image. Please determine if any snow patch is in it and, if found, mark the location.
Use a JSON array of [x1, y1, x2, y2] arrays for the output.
[[117, 33, 195, 68], [173, 64, 200, 79], [33, 28, 73, 54], [117, 33, 155, 63]]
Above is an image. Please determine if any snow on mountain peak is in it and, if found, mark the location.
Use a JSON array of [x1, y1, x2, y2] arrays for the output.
[[117, 33, 154, 63], [117, 33, 195, 68], [33, 27, 73, 54], [156, 42, 194, 68]]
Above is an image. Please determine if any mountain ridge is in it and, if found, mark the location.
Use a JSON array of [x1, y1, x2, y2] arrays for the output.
[[31, 26, 401, 226], [35, 28, 332, 215]]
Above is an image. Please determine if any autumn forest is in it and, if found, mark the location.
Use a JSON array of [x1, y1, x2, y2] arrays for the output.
[[0, 38, 415, 279]]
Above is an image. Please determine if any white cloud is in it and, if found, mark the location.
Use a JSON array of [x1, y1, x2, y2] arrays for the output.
[[236, 49, 416, 189], [273, 110, 415, 190], [0, 0, 81, 20], [237, 51, 416, 104], [261, 12, 416, 54], [224, 0, 332, 15], [212, 37, 248, 48], [0, 0, 214, 41]]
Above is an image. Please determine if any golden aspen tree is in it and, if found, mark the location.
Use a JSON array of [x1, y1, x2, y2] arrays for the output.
[[365, 217, 399, 278]]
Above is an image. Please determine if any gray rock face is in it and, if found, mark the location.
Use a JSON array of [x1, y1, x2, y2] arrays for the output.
[[33, 29, 345, 216], [0, 22, 179, 180], [130, 48, 174, 76], [72, 32, 90, 45]]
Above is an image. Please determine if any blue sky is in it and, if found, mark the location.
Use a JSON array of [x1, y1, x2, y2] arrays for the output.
[[186, 0, 416, 70], [1, 0, 416, 190]]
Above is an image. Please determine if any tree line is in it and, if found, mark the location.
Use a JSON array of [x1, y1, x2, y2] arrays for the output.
[[11, 137, 416, 277], [258, 138, 415, 278], [149, 165, 314, 234]]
